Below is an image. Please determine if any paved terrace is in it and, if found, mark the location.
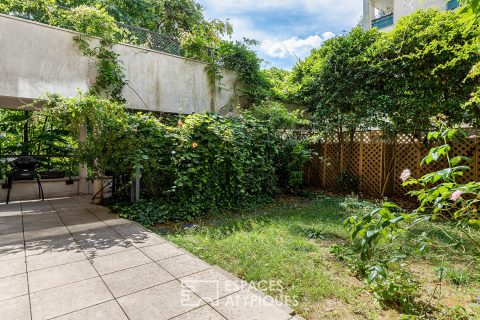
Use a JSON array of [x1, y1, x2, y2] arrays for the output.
[[0, 196, 302, 320]]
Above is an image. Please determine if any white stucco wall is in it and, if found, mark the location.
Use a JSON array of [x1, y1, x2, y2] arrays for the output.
[[0, 14, 238, 114], [393, 0, 448, 24], [364, 0, 452, 30]]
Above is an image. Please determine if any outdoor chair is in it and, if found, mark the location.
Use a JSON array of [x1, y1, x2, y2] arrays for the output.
[[6, 156, 44, 204]]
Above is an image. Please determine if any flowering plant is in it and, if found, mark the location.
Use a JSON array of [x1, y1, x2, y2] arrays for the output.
[[345, 123, 480, 310], [404, 126, 480, 237]]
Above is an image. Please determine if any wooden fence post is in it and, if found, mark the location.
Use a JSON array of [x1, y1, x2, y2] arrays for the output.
[[322, 142, 327, 187], [379, 134, 384, 195], [475, 136, 478, 181], [340, 133, 344, 173], [359, 132, 364, 192], [416, 140, 421, 179]]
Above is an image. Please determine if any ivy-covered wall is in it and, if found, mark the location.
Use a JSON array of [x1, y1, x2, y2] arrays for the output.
[[0, 14, 238, 114]]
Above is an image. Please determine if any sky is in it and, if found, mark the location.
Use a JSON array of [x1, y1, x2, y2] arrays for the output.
[[197, 0, 364, 69]]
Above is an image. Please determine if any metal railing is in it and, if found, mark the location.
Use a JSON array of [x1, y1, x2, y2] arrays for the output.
[[4, 4, 184, 58], [447, 0, 460, 10], [117, 22, 183, 56], [0, 155, 78, 180], [372, 13, 394, 29]]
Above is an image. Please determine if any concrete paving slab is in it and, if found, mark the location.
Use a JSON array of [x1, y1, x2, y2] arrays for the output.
[[30, 277, 113, 320], [140, 242, 185, 261], [0, 239, 25, 262], [0, 215, 23, 235], [117, 280, 204, 320], [0, 294, 31, 320], [26, 247, 87, 272], [91, 248, 151, 275], [73, 229, 134, 258], [102, 262, 174, 298], [25, 235, 78, 257], [28, 260, 97, 293], [0, 273, 29, 302], [212, 288, 292, 320], [0, 256, 26, 278], [24, 226, 71, 242], [172, 305, 226, 320], [52, 300, 128, 320], [158, 253, 211, 278], [110, 222, 167, 247], [0, 196, 295, 320], [180, 268, 244, 303]]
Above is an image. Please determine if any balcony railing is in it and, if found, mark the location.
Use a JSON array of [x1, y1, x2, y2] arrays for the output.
[[447, 0, 460, 10], [372, 13, 394, 29]]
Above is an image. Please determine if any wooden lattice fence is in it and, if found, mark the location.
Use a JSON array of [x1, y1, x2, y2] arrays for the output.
[[304, 130, 480, 197]]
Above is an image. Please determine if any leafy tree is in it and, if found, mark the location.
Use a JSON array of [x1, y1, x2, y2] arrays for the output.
[[370, 9, 479, 135], [457, 0, 480, 123], [262, 67, 297, 103], [290, 26, 381, 176], [57, 0, 208, 35], [289, 9, 478, 137], [290, 27, 381, 136]]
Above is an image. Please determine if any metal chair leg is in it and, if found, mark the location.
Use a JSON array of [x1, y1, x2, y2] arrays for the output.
[[6, 175, 15, 204], [35, 174, 44, 202]]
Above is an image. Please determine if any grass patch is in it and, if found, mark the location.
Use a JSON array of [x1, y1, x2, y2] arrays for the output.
[[157, 194, 480, 319]]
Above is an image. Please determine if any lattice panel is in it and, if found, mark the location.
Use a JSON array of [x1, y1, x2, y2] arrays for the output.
[[346, 142, 361, 176], [304, 130, 480, 197], [382, 141, 395, 196], [304, 143, 323, 187], [452, 136, 477, 184], [393, 135, 420, 195], [324, 142, 341, 189], [344, 132, 362, 178], [361, 132, 383, 195]]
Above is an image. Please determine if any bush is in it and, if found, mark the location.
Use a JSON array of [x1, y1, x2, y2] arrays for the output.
[[336, 170, 360, 193], [113, 200, 170, 226], [39, 95, 311, 223]]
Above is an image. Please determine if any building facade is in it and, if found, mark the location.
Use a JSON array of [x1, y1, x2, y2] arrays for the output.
[[362, 0, 460, 31]]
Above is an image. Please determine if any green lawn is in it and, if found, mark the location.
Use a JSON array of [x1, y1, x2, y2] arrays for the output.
[[159, 194, 480, 319]]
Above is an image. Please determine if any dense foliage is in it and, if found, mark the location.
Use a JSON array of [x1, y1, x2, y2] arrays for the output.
[[0, 109, 76, 179], [285, 9, 479, 136], [36, 95, 311, 224], [291, 27, 381, 134]]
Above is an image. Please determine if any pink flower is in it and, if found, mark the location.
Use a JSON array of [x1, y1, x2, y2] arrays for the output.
[[450, 190, 463, 201], [400, 169, 411, 182]]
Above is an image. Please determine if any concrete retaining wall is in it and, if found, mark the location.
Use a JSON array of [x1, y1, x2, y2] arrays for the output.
[[0, 177, 114, 203], [0, 14, 238, 113]]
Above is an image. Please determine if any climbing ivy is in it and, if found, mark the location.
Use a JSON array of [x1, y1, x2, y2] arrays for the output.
[[57, 5, 128, 101], [74, 36, 127, 102], [1, 2, 127, 101], [36, 94, 311, 222]]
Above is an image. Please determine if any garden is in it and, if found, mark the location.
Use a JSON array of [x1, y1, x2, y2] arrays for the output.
[[1, 0, 480, 319]]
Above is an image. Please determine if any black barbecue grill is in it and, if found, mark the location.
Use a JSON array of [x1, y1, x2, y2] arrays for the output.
[[6, 156, 44, 204]]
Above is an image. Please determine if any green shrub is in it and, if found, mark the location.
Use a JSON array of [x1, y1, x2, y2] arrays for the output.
[[336, 170, 360, 193], [113, 200, 170, 226], [39, 95, 310, 223]]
